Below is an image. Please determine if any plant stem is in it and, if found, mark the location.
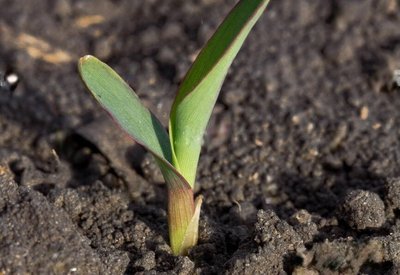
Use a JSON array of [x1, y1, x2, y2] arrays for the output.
[[168, 187, 195, 255]]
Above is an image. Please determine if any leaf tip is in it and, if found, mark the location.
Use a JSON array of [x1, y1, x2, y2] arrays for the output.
[[80, 54, 94, 62], [78, 55, 96, 69]]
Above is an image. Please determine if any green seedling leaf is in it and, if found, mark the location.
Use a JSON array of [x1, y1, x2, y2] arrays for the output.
[[79, 0, 269, 257], [79, 55, 197, 256], [169, 0, 270, 186], [79, 55, 191, 191], [79, 55, 171, 162]]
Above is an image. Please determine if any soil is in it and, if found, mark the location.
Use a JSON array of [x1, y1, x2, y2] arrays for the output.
[[1, 0, 400, 274]]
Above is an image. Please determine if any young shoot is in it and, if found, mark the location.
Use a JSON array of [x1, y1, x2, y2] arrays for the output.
[[78, 0, 269, 256]]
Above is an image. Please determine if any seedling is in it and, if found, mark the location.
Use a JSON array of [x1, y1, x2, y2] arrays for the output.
[[78, 0, 269, 256]]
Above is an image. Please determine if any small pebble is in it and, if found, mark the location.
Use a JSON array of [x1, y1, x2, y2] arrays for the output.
[[339, 190, 385, 230], [1, 71, 19, 92], [173, 256, 195, 275], [386, 178, 400, 210], [290, 209, 312, 225], [133, 251, 156, 271]]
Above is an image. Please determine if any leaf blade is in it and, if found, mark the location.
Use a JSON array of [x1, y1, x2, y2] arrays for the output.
[[79, 55, 191, 190], [169, 0, 270, 186], [79, 55, 172, 162]]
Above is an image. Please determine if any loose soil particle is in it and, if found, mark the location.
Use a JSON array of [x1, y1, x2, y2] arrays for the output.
[[1, 0, 400, 274], [339, 189, 386, 230]]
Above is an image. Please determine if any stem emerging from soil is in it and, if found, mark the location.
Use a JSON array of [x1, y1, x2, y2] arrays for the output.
[[168, 188, 203, 255]]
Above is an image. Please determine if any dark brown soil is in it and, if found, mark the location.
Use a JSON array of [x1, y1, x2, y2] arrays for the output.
[[1, 0, 400, 274]]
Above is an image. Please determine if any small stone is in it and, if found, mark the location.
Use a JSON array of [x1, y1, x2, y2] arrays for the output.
[[386, 178, 400, 210], [339, 190, 385, 230], [133, 251, 156, 271], [360, 106, 369, 120], [255, 209, 302, 250], [291, 209, 312, 225], [290, 210, 318, 243], [173, 256, 195, 275]]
